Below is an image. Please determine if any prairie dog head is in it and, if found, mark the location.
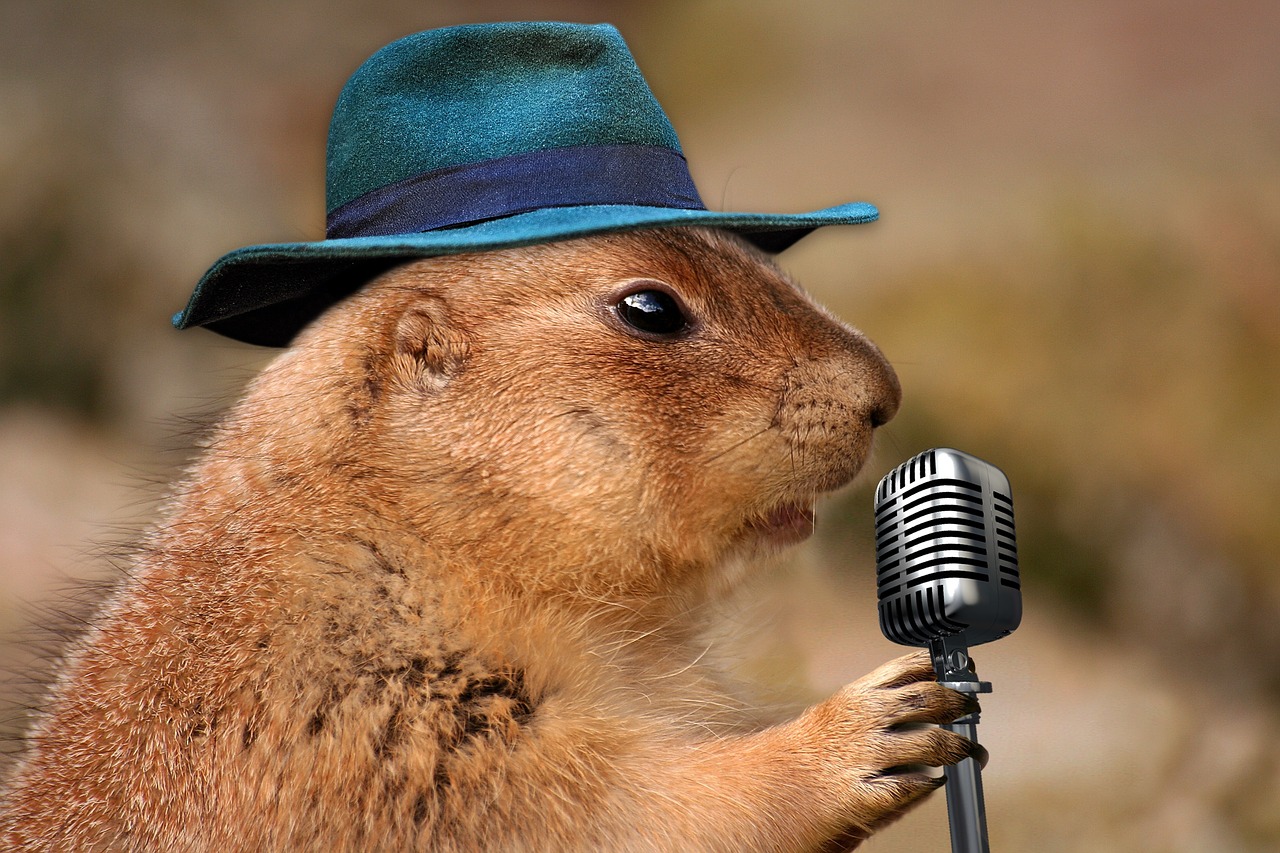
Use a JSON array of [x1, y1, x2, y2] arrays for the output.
[[215, 227, 899, 601]]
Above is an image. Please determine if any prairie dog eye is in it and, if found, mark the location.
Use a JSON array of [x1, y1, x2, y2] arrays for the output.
[[613, 287, 692, 338]]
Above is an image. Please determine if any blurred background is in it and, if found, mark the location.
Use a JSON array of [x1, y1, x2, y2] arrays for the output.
[[2, 0, 1277, 849]]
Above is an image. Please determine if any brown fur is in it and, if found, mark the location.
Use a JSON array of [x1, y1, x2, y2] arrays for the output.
[[0, 228, 975, 851]]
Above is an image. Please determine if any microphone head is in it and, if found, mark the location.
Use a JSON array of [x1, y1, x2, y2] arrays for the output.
[[874, 448, 1022, 649]]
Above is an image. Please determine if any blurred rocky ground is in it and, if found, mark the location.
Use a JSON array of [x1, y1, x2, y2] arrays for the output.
[[2, 1, 1277, 849]]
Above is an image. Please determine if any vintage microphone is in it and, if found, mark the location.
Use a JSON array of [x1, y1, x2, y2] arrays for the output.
[[873, 448, 1022, 853]]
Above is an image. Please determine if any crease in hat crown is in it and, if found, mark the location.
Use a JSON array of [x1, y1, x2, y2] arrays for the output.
[[174, 21, 879, 347]]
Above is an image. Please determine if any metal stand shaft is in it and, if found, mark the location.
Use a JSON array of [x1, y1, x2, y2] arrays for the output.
[[930, 638, 992, 853]]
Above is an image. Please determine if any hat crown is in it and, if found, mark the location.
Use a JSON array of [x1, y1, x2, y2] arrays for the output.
[[325, 22, 681, 214]]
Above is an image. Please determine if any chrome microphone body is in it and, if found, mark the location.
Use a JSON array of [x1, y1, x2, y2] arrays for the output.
[[873, 448, 1022, 853]]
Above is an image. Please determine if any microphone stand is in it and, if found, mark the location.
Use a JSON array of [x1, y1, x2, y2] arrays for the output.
[[930, 636, 992, 853]]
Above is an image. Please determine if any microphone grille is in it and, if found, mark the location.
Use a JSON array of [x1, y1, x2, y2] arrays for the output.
[[874, 448, 1022, 648]]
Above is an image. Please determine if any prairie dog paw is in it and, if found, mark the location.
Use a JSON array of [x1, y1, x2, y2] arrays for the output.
[[801, 650, 981, 833]]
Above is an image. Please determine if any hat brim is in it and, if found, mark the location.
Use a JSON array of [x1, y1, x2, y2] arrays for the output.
[[175, 201, 877, 347]]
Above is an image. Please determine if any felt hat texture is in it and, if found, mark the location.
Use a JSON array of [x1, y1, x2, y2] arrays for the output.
[[173, 21, 879, 346]]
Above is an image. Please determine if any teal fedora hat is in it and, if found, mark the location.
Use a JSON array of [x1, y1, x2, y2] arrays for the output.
[[173, 22, 878, 346]]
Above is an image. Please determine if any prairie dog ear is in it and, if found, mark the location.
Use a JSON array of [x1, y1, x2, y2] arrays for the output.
[[391, 295, 470, 392]]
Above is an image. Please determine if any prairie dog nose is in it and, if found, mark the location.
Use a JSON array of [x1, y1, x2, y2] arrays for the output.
[[862, 340, 901, 429], [774, 293, 901, 434], [818, 324, 902, 431], [779, 343, 899, 439]]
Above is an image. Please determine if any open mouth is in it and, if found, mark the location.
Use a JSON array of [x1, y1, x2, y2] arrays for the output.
[[747, 501, 817, 546]]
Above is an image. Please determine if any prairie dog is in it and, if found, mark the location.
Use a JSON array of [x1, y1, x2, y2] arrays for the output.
[[1, 227, 977, 851]]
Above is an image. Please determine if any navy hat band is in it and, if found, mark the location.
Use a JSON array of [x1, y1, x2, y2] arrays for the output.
[[325, 144, 707, 239]]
